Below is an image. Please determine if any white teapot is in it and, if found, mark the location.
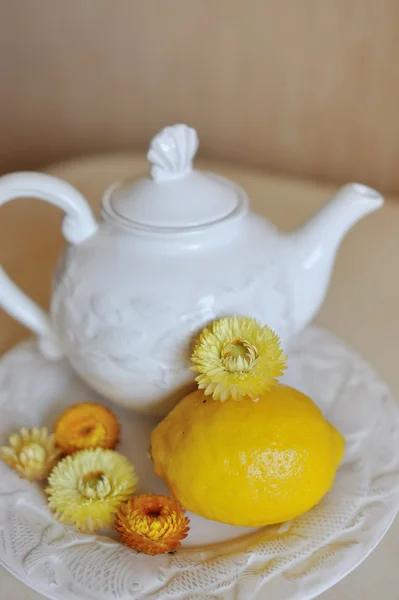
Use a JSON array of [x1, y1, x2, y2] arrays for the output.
[[0, 125, 383, 415]]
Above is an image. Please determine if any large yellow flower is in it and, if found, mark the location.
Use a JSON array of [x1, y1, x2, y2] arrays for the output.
[[191, 316, 286, 401], [115, 494, 190, 555], [1, 427, 61, 481], [55, 402, 120, 454], [46, 448, 137, 532]]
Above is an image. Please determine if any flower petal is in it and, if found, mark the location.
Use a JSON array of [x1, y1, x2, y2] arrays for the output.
[[191, 317, 286, 402]]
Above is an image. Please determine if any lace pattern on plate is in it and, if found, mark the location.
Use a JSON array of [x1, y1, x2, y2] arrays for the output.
[[0, 327, 398, 600]]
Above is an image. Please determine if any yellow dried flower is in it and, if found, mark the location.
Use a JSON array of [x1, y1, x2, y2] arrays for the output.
[[55, 402, 120, 454], [0, 427, 61, 481], [115, 494, 190, 555], [46, 448, 137, 532], [191, 316, 287, 402]]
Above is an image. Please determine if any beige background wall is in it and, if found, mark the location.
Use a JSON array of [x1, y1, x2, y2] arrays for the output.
[[1, 0, 399, 194]]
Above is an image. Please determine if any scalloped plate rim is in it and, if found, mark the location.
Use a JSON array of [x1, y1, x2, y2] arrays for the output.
[[0, 327, 399, 600]]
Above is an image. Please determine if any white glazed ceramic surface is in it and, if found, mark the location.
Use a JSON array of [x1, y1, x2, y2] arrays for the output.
[[1, 327, 399, 600], [0, 125, 385, 414], [50, 213, 287, 415]]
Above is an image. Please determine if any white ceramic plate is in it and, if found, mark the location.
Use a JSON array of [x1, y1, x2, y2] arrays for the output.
[[1, 327, 399, 600]]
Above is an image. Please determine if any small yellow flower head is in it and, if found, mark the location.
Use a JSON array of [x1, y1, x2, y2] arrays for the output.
[[46, 448, 137, 532], [1, 427, 61, 481], [191, 316, 287, 402], [115, 494, 190, 555], [55, 402, 120, 454]]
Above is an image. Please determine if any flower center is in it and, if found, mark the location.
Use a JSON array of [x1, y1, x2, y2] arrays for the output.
[[79, 470, 112, 499], [19, 443, 46, 466], [72, 421, 106, 449], [80, 425, 95, 436], [221, 339, 258, 373], [83, 470, 104, 488]]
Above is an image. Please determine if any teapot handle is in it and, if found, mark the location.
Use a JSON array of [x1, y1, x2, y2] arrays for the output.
[[0, 172, 98, 360]]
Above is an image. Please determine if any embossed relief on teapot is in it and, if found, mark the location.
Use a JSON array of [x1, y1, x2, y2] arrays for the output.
[[51, 255, 288, 407]]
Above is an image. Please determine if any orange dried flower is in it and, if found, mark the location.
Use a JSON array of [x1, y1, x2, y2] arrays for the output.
[[55, 402, 120, 454], [115, 494, 190, 555]]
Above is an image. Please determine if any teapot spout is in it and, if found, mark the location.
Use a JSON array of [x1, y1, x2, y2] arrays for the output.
[[286, 183, 384, 334]]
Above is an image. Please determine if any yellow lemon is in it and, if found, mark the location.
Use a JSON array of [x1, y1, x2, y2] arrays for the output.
[[151, 385, 345, 527]]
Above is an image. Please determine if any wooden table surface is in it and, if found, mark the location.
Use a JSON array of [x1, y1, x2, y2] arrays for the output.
[[1, 154, 398, 599]]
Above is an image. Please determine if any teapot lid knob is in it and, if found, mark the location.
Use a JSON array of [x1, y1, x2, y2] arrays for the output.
[[101, 123, 249, 232], [147, 124, 199, 182]]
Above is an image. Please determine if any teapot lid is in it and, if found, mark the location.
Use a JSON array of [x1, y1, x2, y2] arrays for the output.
[[101, 124, 248, 232]]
